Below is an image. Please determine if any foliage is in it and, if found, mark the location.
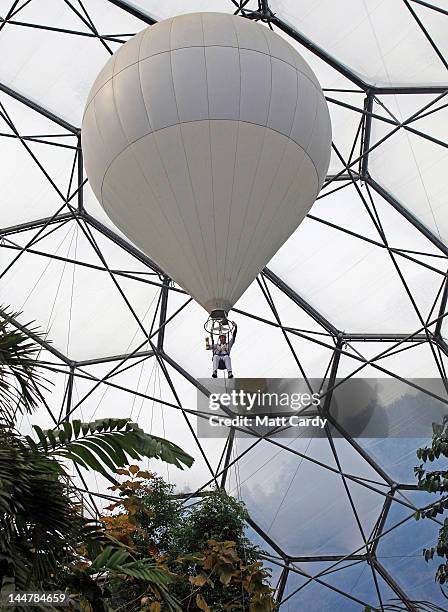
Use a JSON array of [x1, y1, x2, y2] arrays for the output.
[[29, 418, 194, 476], [98, 467, 275, 611], [173, 488, 256, 560], [0, 309, 272, 610], [0, 308, 48, 423], [0, 310, 193, 608], [414, 415, 448, 590], [0, 426, 106, 593], [0, 418, 193, 594], [104, 467, 181, 553], [171, 488, 274, 610], [365, 601, 446, 611], [63, 545, 182, 612], [179, 539, 274, 612]]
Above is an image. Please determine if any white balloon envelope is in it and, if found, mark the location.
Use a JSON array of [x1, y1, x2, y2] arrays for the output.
[[82, 12, 332, 315]]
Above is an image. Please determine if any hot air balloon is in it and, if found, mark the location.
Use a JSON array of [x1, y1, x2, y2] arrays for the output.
[[81, 12, 332, 327]]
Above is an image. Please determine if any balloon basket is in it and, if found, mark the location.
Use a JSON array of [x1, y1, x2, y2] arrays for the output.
[[204, 312, 234, 337]]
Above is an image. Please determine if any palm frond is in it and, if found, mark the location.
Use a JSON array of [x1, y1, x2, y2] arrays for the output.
[[90, 546, 173, 584], [0, 308, 50, 422], [366, 600, 447, 611], [26, 418, 194, 475], [0, 428, 106, 592], [88, 547, 183, 612]]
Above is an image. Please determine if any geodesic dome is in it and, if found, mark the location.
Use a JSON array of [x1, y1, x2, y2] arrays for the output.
[[1, 0, 448, 609]]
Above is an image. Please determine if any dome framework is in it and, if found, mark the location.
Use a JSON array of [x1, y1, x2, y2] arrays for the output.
[[0, 0, 448, 609]]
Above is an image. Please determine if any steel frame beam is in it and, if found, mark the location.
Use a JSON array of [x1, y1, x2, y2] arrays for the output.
[[366, 176, 448, 258], [360, 91, 374, 180], [0, 81, 79, 134], [269, 15, 368, 90], [261, 268, 341, 336], [410, 0, 448, 17], [81, 210, 165, 276], [275, 562, 289, 610], [106, 0, 156, 25], [0, 213, 74, 237]]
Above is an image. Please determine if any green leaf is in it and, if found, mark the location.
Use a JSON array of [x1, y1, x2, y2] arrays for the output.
[[91, 547, 115, 572], [62, 421, 72, 440], [32, 418, 194, 478], [71, 439, 117, 473], [46, 429, 57, 450], [33, 426, 48, 452], [108, 548, 130, 568], [73, 419, 81, 439], [98, 435, 128, 466], [196, 594, 210, 612], [59, 443, 108, 475]]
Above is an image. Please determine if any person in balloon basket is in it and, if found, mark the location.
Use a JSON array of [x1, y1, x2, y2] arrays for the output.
[[206, 323, 237, 379]]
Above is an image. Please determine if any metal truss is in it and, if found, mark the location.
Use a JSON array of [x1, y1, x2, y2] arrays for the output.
[[1, 0, 448, 609]]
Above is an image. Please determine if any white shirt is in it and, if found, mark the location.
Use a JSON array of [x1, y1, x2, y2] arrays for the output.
[[213, 337, 235, 355]]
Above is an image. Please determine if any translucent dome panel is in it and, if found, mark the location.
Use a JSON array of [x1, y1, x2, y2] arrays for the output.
[[270, 0, 448, 86], [370, 92, 448, 242], [0, 0, 143, 124]]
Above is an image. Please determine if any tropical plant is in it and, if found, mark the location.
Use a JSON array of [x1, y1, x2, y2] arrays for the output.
[[98, 468, 275, 611], [414, 415, 448, 594], [0, 419, 193, 588], [178, 538, 274, 612], [365, 600, 446, 611], [0, 310, 48, 422], [0, 309, 272, 610], [172, 489, 274, 611], [0, 309, 193, 604], [103, 467, 181, 553], [0, 426, 105, 595], [62, 545, 182, 612]]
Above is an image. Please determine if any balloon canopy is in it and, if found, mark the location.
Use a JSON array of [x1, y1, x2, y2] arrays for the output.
[[82, 12, 332, 315]]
